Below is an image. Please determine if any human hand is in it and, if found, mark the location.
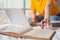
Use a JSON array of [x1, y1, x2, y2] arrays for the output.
[[40, 19, 50, 29], [30, 18, 37, 23]]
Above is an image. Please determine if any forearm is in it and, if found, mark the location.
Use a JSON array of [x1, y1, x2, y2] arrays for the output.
[[31, 10, 36, 19], [44, 2, 51, 19]]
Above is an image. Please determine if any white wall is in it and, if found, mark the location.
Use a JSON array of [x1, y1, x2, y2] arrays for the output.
[[0, 0, 3, 8], [0, 0, 23, 9], [25, 0, 30, 8], [3, 0, 23, 8]]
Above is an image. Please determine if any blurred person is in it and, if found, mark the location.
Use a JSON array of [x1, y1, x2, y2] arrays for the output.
[[29, 0, 60, 28]]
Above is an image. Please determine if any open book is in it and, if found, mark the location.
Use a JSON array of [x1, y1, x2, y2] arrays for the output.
[[0, 27, 56, 40]]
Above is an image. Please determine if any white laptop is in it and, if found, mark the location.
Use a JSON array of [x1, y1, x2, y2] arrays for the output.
[[6, 9, 30, 27]]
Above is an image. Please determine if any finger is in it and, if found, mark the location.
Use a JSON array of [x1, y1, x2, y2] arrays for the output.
[[44, 19, 47, 23], [40, 21, 45, 29], [47, 19, 50, 25], [41, 23, 44, 29]]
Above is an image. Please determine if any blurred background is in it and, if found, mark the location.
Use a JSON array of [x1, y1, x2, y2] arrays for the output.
[[0, 0, 31, 18], [0, 0, 60, 17], [0, 0, 60, 26]]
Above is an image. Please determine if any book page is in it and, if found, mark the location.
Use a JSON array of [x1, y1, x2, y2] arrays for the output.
[[23, 29, 56, 40]]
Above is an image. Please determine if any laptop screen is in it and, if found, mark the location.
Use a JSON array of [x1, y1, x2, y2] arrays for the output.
[[6, 9, 30, 27]]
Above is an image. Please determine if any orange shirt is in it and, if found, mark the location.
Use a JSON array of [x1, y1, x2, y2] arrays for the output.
[[30, 0, 59, 16]]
